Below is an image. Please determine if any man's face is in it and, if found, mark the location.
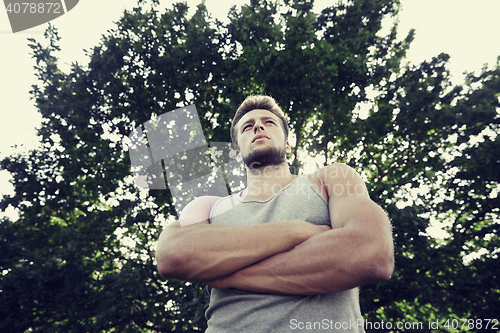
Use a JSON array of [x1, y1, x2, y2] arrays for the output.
[[235, 109, 291, 169]]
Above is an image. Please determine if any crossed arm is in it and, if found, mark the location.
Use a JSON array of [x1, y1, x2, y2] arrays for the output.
[[156, 164, 394, 295]]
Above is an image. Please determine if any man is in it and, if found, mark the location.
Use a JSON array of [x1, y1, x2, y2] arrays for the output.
[[156, 95, 394, 332]]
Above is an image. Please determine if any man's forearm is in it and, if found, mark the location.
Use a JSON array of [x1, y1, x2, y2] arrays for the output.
[[205, 220, 394, 295], [156, 220, 329, 281]]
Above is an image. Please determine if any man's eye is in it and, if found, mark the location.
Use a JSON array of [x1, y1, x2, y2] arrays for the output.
[[243, 125, 251, 131], [267, 121, 275, 124]]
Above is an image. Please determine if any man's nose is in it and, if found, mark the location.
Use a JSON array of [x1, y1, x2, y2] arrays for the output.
[[254, 122, 265, 133]]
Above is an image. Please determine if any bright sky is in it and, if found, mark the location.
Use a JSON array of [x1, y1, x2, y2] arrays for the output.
[[1, 0, 499, 206]]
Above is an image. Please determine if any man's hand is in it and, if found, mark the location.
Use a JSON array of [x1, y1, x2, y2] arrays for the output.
[[302, 223, 332, 237], [205, 277, 229, 290], [204, 223, 332, 291]]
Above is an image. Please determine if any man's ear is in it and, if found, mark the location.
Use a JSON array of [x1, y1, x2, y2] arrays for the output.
[[285, 141, 292, 155], [236, 150, 243, 163]]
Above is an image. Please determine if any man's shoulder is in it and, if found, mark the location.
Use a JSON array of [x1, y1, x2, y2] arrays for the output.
[[189, 195, 222, 208], [311, 163, 370, 202], [182, 195, 222, 216], [311, 163, 358, 182], [177, 196, 222, 227]]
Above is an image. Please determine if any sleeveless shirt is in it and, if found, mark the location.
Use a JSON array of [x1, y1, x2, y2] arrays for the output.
[[205, 175, 365, 332]]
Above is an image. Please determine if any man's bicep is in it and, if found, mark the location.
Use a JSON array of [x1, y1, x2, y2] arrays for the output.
[[325, 169, 393, 266], [159, 195, 219, 244], [321, 164, 372, 228], [156, 195, 220, 277], [331, 195, 387, 230]]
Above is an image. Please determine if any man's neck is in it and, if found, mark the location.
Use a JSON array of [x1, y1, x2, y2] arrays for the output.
[[242, 163, 296, 200]]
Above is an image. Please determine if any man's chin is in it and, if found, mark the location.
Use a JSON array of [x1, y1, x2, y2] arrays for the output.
[[243, 146, 286, 169]]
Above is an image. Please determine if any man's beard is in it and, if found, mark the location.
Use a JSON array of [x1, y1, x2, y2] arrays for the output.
[[242, 145, 286, 170]]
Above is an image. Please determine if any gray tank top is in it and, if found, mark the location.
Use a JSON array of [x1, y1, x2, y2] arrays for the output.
[[206, 175, 365, 332]]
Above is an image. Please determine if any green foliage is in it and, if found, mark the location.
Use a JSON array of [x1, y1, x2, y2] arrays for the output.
[[0, 0, 498, 332]]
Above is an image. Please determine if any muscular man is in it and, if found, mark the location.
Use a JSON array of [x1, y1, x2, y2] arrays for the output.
[[156, 95, 394, 332]]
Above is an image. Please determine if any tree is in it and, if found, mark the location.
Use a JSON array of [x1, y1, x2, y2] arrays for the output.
[[1, 0, 498, 332], [356, 54, 500, 330]]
